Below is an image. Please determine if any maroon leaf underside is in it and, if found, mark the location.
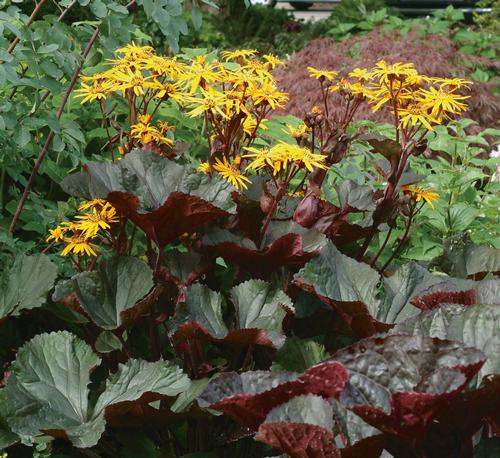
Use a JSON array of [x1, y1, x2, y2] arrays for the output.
[[411, 289, 478, 311], [255, 421, 341, 458], [106, 191, 229, 248], [339, 435, 386, 458], [235, 195, 265, 244], [431, 374, 500, 438], [294, 279, 392, 338], [206, 233, 320, 278], [350, 361, 486, 442], [208, 362, 348, 430], [172, 321, 276, 348]]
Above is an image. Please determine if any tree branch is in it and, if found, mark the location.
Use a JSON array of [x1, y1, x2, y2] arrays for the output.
[[9, 27, 100, 233]]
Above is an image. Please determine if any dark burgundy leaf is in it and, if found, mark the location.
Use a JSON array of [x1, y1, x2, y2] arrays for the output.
[[255, 395, 340, 457], [198, 362, 348, 430], [410, 279, 499, 311], [61, 150, 236, 248], [257, 422, 339, 458], [333, 334, 486, 441], [203, 221, 327, 278]]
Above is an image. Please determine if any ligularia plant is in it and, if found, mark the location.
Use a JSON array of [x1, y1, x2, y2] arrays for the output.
[[1, 44, 498, 458]]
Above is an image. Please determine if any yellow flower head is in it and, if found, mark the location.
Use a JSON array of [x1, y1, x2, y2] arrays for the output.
[[398, 103, 438, 131], [61, 235, 98, 257], [371, 60, 418, 83], [46, 225, 67, 243], [198, 161, 210, 174], [212, 157, 251, 190], [74, 80, 110, 104], [78, 199, 108, 211], [417, 86, 469, 120], [74, 203, 119, 238], [403, 185, 439, 209], [349, 68, 371, 81], [308, 67, 338, 81], [263, 54, 285, 69], [283, 123, 309, 139], [222, 49, 258, 62], [115, 42, 154, 59]]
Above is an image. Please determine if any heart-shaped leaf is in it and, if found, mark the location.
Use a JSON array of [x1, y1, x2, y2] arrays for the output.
[[333, 334, 485, 440], [294, 242, 389, 337], [72, 256, 154, 329], [335, 180, 376, 212], [61, 151, 236, 248], [392, 303, 500, 385], [203, 221, 327, 279], [0, 254, 57, 321], [255, 395, 341, 458], [198, 361, 348, 430], [3, 332, 189, 448]]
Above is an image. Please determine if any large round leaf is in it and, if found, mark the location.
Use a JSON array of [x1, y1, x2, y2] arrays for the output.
[[392, 303, 500, 385], [255, 395, 341, 458], [332, 334, 485, 440], [198, 361, 348, 430], [72, 256, 154, 329], [3, 332, 189, 448]]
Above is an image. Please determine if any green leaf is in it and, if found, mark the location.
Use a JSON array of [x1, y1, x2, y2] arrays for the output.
[[95, 331, 123, 353], [62, 150, 236, 213], [4, 331, 104, 448], [72, 256, 153, 330], [377, 262, 442, 323], [93, 358, 190, 415], [0, 254, 57, 319], [271, 337, 329, 372], [169, 283, 228, 339], [443, 233, 500, 278], [392, 304, 500, 385], [170, 378, 210, 413], [230, 279, 293, 347], [4, 332, 189, 448], [335, 180, 375, 211], [294, 243, 384, 336], [191, 6, 202, 30]]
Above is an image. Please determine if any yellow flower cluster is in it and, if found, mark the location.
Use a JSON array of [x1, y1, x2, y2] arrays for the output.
[[308, 60, 471, 132], [47, 199, 119, 257], [244, 142, 328, 176], [130, 114, 174, 147], [76, 44, 288, 157]]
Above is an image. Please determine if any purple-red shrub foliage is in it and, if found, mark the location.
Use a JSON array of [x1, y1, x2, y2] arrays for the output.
[[275, 28, 500, 127]]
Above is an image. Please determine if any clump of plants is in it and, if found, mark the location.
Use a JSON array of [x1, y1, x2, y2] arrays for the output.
[[0, 44, 498, 458]]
